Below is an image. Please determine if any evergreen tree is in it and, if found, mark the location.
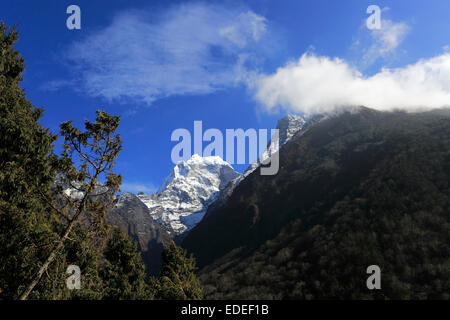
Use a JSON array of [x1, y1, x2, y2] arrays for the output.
[[157, 241, 203, 300], [0, 22, 203, 301], [0, 22, 105, 300], [0, 22, 59, 299], [100, 228, 150, 300], [19, 110, 123, 300]]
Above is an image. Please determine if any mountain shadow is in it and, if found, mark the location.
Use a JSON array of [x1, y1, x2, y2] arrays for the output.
[[182, 107, 450, 299], [106, 193, 171, 276]]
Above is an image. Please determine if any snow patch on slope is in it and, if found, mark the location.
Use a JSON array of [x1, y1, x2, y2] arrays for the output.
[[243, 114, 306, 177]]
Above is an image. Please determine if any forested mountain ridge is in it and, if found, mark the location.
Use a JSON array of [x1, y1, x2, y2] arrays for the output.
[[183, 107, 450, 299]]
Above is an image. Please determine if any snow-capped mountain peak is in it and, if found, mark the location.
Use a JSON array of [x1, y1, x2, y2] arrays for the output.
[[157, 154, 234, 193], [137, 155, 241, 235], [243, 114, 306, 176], [277, 114, 307, 146]]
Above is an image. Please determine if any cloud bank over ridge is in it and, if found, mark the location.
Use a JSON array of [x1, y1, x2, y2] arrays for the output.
[[253, 52, 450, 115]]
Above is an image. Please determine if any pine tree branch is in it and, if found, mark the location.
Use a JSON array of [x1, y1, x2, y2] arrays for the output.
[[18, 134, 111, 300]]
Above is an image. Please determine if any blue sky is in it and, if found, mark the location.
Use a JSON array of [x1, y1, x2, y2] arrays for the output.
[[2, 0, 450, 193]]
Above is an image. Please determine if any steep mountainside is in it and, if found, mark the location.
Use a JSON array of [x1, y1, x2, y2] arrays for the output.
[[210, 114, 308, 212], [106, 192, 171, 276], [183, 107, 450, 299]]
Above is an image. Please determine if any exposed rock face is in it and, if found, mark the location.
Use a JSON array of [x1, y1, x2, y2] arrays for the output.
[[106, 192, 171, 276]]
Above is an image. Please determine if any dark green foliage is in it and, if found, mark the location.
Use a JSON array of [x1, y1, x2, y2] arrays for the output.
[[0, 22, 59, 299], [0, 22, 202, 300], [32, 226, 105, 300], [0, 23, 102, 300], [105, 193, 172, 277], [100, 228, 150, 299], [186, 108, 450, 299], [18, 109, 124, 300], [156, 241, 203, 300]]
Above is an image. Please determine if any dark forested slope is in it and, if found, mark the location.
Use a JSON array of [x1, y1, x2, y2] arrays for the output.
[[183, 107, 450, 299]]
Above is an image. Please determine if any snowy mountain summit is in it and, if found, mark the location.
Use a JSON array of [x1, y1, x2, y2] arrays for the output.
[[137, 154, 241, 235], [244, 114, 306, 176], [277, 114, 307, 145]]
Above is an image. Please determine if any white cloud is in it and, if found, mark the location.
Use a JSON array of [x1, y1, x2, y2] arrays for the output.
[[121, 182, 156, 194], [353, 16, 410, 69], [253, 52, 450, 115], [376, 20, 409, 54], [64, 3, 268, 104], [219, 11, 266, 47], [40, 79, 74, 92]]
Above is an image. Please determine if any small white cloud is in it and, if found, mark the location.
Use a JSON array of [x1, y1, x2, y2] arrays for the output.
[[121, 182, 156, 194], [40, 79, 74, 92], [253, 52, 450, 115], [354, 18, 410, 68], [376, 20, 409, 53], [64, 3, 269, 105], [219, 11, 266, 47]]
